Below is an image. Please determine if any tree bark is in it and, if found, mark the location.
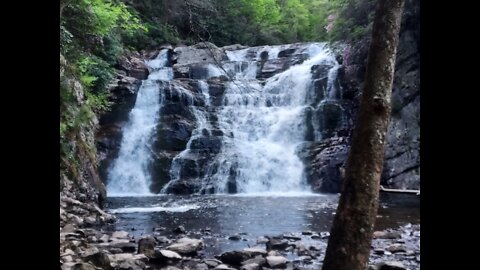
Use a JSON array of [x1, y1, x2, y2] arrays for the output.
[[321, 0, 406, 270]]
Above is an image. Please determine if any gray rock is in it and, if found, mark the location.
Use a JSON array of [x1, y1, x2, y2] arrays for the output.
[[81, 247, 100, 258], [85, 251, 111, 270], [282, 234, 301, 241], [228, 234, 242, 241], [266, 238, 289, 250], [267, 251, 280, 256], [242, 247, 267, 257], [257, 236, 269, 244], [386, 244, 407, 253], [194, 263, 210, 270], [296, 244, 311, 256], [204, 259, 222, 267], [72, 263, 98, 270], [155, 236, 171, 244], [241, 263, 260, 270], [375, 261, 406, 270], [109, 253, 148, 269], [241, 256, 266, 266], [174, 42, 226, 67], [153, 249, 182, 261], [373, 231, 402, 239], [214, 264, 236, 270], [217, 251, 250, 266], [266, 256, 288, 268], [111, 231, 129, 239], [300, 137, 350, 193], [105, 241, 136, 253], [99, 234, 109, 243], [167, 237, 203, 255], [320, 232, 330, 238], [173, 225, 186, 234], [138, 236, 157, 257]]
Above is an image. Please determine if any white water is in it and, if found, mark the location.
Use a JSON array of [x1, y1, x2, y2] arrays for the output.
[[110, 204, 200, 213], [108, 43, 341, 196], [210, 43, 339, 194], [107, 49, 173, 196]]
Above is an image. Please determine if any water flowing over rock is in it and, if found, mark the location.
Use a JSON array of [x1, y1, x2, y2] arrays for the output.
[[102, 42, 353, 195], [100, 21, 419, 195], [106, 49, 173, 196]]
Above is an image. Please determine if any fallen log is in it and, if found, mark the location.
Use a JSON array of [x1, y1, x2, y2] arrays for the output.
[[380, 185, 420, 195]]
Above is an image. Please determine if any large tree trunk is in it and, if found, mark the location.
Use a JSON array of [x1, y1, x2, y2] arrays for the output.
[[321, 0, 406, 270]]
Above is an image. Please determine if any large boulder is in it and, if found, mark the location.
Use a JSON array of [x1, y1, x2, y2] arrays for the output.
[[167, 238, 204, 255]]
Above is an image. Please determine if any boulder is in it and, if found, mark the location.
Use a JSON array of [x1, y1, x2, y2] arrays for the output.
[[138, 236, 157, 257], [265, 256, 288, 268], [167, 238, 203, 255]]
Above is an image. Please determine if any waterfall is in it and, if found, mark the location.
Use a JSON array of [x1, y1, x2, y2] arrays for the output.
[[108, 43, 342, 196], [206, 43, 339, 194], [107, 49, 173, 196]]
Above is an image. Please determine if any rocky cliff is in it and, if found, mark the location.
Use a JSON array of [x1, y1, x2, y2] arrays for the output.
[[305, 0, 420, 192]]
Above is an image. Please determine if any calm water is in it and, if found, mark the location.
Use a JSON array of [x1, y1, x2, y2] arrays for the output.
[[103, 193, 419, 256]]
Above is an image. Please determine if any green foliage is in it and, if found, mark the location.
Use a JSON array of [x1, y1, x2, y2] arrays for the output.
[[77, 0, 146, 37], [326, 0, 376, 42], [85, 90, 112, 112], [76, 55, 113, 93]]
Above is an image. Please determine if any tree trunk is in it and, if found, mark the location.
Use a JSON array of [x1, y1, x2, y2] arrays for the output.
[[321, 0, 406, 270]]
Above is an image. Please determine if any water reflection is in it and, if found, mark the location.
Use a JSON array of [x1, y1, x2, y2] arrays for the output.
[[104, 193, 419, 255]]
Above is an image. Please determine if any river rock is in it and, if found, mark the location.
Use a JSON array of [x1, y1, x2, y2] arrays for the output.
[[241, 256, 266, 266], [84, 251, 111, 270], [167, 238, 203, 255], [111, 231, 129, 239], [241, 263, 260, 270], [150, 249, 183, 263], [374, 261, 406, 270], [173, 225, 186, 234], [217, 251, 251, 266], [99, 234, 109, 243], [204, 259, 222, 267], [266, 238, 289, 250], [266, 256, 288, 268], [174, 42, 226, 67], [214, 264, 236, 270], [296, 244, 311, 256], [386, 244, 407, 253], [228, 234, 242, 241], [138, 236, 157, 257], [282, 234, 301, 241], [242, 247, 267, 257], [71, 263, 98, 270], [154, 235, 171, 244], [257, 236, 269, 244], [374, 231, 402, 239]]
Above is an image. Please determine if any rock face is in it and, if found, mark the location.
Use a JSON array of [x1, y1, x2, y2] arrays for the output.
[[60, 54, 116, 231], [95, 51, 148, 185], [304, 0, 420, 192], [382, 0, 420, 190]]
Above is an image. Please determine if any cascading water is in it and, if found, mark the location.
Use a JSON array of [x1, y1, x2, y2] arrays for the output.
[[107, 43, 343, 196], [107, 49, 173, 196], [206, 43, 340, 194]]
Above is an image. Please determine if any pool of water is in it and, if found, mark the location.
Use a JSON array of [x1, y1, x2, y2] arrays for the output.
[[103, 193, 419, 256]]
